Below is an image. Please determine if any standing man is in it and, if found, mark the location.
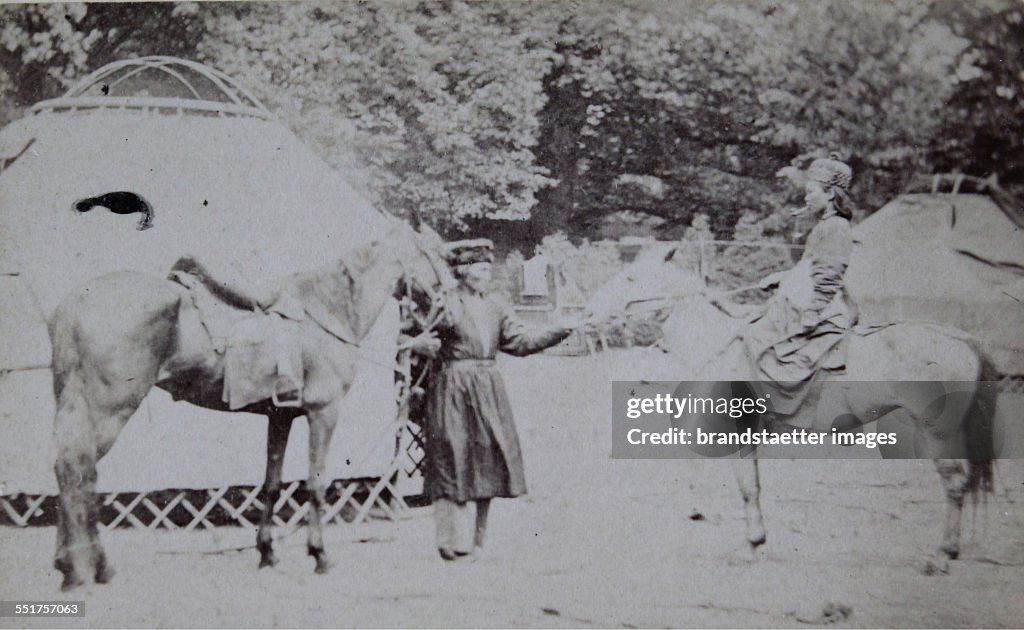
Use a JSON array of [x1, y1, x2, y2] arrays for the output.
[[414, 239, 573, 561]]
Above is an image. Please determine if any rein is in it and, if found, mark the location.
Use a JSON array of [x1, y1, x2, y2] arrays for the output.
[[594, 283, 763, 322], [301, 282, 446, 371]]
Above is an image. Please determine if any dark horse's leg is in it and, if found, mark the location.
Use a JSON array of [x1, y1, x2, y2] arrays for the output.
[[256, 411, 295, 568], [306, 402, 341, 574]]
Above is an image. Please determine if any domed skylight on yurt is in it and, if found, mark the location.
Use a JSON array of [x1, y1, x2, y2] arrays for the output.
[[30, 56, 271, 119]]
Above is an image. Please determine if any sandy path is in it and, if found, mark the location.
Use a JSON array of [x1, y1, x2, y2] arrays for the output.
[[1, 352, 1022, 627]]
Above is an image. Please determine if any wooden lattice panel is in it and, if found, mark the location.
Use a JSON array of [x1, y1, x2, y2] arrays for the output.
[[0, 475, 410, 531], [400, 421, 426, 480]]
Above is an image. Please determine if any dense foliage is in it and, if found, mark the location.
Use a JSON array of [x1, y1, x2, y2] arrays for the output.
[[2, 0, 1020, 245]]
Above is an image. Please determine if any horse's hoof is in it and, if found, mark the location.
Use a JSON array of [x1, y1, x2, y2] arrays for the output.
[[258, 554, 279, 569], [60, 573, 85, 592], [726, 542, 762, 566], [744, 522, 767, 546], [313, 554, 334, 575], [922, 555, 951, 576], [94, 564, 115, 584], [308, 545, 333, 574]]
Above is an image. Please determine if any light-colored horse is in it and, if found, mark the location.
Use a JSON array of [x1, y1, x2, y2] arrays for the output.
[[658, 295, 998, 573], [48, 218, 451, 590], [584, 246, 705, 349]]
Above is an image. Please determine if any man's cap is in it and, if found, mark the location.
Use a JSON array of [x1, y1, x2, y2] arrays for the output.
[[445, 238, 494, 266]]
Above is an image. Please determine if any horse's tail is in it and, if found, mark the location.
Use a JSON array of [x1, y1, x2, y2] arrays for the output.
[[964, 340, 999, 500]]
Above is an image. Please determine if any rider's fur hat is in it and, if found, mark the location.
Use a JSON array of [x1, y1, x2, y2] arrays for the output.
[[445, 238, 494, 266], [807, 153, 853, 191]]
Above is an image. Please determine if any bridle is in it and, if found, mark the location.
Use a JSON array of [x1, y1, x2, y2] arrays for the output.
[[394, 223, 451, 335], [293, 226, 448, 425], [293, 225, 448, 377], [593, 283, 765, 322]]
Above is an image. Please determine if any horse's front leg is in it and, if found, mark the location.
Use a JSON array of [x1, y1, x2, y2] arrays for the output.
[[257, 413, 294, 569], [734, 452, 767, 549], [306, 402, 340, 575]]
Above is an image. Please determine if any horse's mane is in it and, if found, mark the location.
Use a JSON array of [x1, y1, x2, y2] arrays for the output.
[[281, 226, 420, 345], [277, 219, 443, 344], [287, 240, 378, 342]]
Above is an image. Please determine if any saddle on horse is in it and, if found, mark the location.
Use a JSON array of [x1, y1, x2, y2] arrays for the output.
[[168, 257, 305, 410]]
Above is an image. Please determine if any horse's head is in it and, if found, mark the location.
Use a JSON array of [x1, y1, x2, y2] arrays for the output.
[[382, 216, 454, 320], [584, 244, 705, 326], [657, 290, 751, 377]]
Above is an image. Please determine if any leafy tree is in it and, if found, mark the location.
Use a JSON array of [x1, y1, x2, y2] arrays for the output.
[[928, 1, 1024, 196], [1, 0, 1018, 243], [200, 1, 557, 231], [529, 0, 974, 240], [0, 2, 204, 124]]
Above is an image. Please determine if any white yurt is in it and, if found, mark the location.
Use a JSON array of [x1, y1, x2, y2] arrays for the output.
[[0, 57, 409, 526]]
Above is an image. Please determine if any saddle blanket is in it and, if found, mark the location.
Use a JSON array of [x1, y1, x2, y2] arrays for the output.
[[169, 270, 304, 410], [223, 314, 304, 410]]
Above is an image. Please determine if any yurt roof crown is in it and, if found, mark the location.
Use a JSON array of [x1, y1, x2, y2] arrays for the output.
[[0, 54, 389, 313], [30, 56, 272, 120]]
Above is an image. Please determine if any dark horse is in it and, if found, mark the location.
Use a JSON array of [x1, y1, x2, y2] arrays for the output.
[[48, 217, 451, 590]]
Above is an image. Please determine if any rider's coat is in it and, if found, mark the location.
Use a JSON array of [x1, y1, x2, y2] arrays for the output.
[[746, 212, 856, 412], [423, 288, 571, 503]]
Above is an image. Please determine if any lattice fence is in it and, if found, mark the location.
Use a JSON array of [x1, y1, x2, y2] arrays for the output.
[[1, 475, 408, 531], [399, 421, 427, 483], [1, 418, 428, 531]]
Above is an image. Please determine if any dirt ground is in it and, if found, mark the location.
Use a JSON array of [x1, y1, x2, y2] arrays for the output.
[[1, 352, 1022, 628]]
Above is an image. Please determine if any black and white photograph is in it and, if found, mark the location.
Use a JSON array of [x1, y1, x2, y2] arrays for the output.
[[0, 1, 1022, 627]]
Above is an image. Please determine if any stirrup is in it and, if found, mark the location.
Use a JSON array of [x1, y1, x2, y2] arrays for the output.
[[271, 375, 303, 408]]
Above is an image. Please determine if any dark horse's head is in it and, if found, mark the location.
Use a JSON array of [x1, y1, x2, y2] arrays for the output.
[[74, 191, 154, 230]]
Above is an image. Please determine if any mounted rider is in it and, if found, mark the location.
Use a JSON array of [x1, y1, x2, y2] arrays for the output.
[[745, 153, 858, 414]]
